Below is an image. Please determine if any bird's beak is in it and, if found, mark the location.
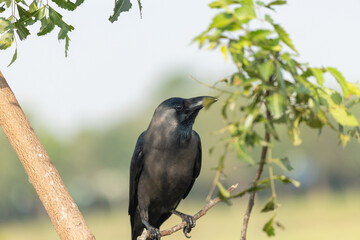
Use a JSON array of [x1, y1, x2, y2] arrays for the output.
[[186, 96, 218, 112]]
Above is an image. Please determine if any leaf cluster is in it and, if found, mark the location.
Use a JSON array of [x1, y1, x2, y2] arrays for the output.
[[195, 0, 360, 237], [0, 0, 84, 66]]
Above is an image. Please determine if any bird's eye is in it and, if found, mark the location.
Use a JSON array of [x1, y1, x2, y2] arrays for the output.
[[175, 105, 183, 111]]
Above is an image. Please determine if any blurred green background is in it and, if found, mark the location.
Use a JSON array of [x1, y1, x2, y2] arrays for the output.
[[1, 74, 360, 239], [1, 0, 360, 239]]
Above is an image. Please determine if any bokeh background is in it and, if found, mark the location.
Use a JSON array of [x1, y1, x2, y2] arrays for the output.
[[1, 0, 360, 239]]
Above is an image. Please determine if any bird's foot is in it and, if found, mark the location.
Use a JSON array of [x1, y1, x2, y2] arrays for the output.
[[171, 210, 196, 238], [147, 226, 161, 240], [182, 214, 196, 238]]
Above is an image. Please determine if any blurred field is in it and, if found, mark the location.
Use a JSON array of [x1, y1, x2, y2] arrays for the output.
[[0, 190, 359, 240]]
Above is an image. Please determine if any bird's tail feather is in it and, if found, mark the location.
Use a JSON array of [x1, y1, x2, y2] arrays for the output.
[[131, 211, 147, 240]]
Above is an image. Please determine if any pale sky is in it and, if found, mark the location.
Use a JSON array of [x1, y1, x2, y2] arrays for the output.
[[1, 0, 359, 137]]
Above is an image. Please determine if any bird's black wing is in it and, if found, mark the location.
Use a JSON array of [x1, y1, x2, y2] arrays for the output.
[[182, 130, 202, 199], [129, 131, 146, 222]]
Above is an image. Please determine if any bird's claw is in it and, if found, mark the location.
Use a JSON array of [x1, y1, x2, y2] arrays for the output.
[[182, 215, 196, 238], [148, 226, 161, 240]]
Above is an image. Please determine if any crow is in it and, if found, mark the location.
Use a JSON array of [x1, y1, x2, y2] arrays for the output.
[[129, 96, 216, 240]]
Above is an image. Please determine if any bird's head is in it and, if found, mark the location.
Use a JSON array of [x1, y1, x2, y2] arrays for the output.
[[150, 96, 217, 130]]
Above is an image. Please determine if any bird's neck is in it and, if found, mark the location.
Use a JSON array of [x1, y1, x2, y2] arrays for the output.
[[145, 125, 192, 149], [178, 125, 192, 143]]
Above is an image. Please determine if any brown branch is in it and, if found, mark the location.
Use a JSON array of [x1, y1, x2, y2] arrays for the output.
[[0, 72, 95, 240], [137, 184, 239, 240], [240, 107, 271, 240]]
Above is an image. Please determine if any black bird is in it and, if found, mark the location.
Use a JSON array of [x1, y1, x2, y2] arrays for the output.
[[129, 96, 216, 240]]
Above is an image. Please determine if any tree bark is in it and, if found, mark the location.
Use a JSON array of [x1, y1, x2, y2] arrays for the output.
[[0, 72, 95, 240]]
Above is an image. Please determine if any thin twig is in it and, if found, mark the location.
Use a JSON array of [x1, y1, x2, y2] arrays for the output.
[[206, 169, 221, 201], [240, 107, 271, 240], [137, 184, 239, 240], [190, 75, 234, 94], [206, 146, 228, 201]]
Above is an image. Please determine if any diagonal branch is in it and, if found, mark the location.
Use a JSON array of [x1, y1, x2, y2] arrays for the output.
[[0, 72, 95, 240], [137, 184, 238, 240]]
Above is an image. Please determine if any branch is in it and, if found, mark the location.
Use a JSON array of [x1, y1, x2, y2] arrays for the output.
[[240, 107, 271, 240], [190, 75, 235, 94], [0, 72, 95, 240], [137, 184, 239, 240]]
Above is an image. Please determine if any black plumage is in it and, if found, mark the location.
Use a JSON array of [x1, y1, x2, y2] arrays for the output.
[[128, 96, 216, 240]]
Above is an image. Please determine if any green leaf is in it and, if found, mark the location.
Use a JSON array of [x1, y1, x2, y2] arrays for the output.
[[307, 116, 323, 129], [288, 116, 302, 146], [15, 21, 30, 40], [18, 0, 28, 5], [339, 133, 350, 148], [109, 0, 132, 23], [265, 121, 279, 140], [217, 182, 230, 199], [266, 93, 286, 119], [51, 0, 76, 10], [276, 221, 285, 230], [37, 18, 55, 36], [210, 12, 234, 29], [220, 44, 228, 61], [311, 67, 324, 86], [75, 0, 85, 6], [217, 182, 232, 205], [235, 140, 254, 164], [7, 47, 17, 66], [330, 92, 342, 105], [327, 67, 349, 98], [273, 24, 297, 53], [261, 197, 276, 212], [249, 29, 272, 41], [17, 5, 33, 23], [276, 67, 287, 98], [34, 7, 46, 20], [272, 157, 293, 171], [0, 29, 14, 49], [234, 3, 256, 24], [244, 111, 259, 131], [329, 104, 359, 127], [58, 28, 68, 39], [209, 0, 222, 8], [29, 1, 38, 12], [265, 14, 274, 24], [266, 0, 286, 9], [318, 88, 338, 107], [136, 0, 142, 18], [267, 0, 286, 6], [317, 109, 333, 128], [256, 0, 265, 6], [347, 82, 360, 97], [263, 216, 275, 237], [209, 0, 240, 8], [0, 17, 12, 34], [259, 60, 274, 81], [274, 175, 300, 187], [49, 7, 74, 32], [231, 184, 268, 198]]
